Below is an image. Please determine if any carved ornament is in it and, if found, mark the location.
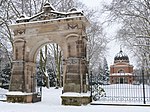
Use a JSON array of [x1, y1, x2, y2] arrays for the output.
[[14, 29, 25, 36], [67, 23, 78, 29]]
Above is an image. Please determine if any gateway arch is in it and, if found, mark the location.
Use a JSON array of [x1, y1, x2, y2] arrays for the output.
[[7, 3, 90, 105]]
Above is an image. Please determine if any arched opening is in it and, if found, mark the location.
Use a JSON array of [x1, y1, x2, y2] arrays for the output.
[[33, 42, 64, 96]]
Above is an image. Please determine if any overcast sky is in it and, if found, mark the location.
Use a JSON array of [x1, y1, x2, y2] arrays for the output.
[[79, 0, 135, 68], [79, 0, 120, 65]]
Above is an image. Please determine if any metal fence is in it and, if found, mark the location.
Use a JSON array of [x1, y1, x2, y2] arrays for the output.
[[92, 75, 150, 104]]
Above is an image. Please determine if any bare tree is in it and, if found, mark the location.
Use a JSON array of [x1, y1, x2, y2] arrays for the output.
[[103, 0, 150, 71], [102, 0, 150, 84]]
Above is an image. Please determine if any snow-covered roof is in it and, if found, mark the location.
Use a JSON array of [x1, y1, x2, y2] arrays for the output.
[[110, 73, 133, 76], [114, 49, 129, 63], [16, 3, 84, 23], [12, 16, 87, 28], [43, 2, 56, 11]]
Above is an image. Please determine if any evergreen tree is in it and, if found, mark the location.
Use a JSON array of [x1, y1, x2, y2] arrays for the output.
[[47, 68, 56, 87], [97, 63, 104, 85], [36, 66, 56, 87], [102, 57, 109, 84], [36, 66, 44, 87], [1, 64, 11, 89]]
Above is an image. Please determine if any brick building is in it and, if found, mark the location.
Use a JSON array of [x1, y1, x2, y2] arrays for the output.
[[110, 49, 134, 84]]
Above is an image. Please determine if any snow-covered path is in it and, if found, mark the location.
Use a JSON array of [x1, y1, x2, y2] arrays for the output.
[[0, 87, 150, 112]]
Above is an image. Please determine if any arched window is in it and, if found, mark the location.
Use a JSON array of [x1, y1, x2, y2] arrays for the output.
[[118, 69, 125, 73]]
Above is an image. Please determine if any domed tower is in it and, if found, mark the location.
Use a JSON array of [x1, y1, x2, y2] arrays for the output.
[[110, 48, 134, 84], [114, 49, 129, 63]]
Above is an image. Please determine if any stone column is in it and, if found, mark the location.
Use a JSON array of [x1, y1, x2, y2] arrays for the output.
[[9, 39, 26, 91], [63, 58, 88, 93], [62, 38, 90, 105], [24, 62, 36, 93], [63, 38, 88, 93], [7, 39, 38, 103]]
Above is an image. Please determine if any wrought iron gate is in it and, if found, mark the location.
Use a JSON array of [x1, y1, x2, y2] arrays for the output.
[[92, 75, 150, 104]]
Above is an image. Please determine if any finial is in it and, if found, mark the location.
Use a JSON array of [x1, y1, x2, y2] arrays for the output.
[[43, 2, 55, 12], [69, 8, 77, 12], [120, 45, 122, 52]]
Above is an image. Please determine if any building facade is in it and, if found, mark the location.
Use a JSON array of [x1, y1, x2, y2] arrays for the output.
[[110, 49, 134, 84]]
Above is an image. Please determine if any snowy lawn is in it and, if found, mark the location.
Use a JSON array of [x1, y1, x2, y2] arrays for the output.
[[0, 87, 150, 112], [102, 84, 150, 97]]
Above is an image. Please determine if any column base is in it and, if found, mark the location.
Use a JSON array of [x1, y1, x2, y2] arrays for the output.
[[6, 92, 41, 103], [61, 92, 91, 106]]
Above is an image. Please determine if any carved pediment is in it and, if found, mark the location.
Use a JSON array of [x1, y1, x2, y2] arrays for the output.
[[16, 2, 83, 23]]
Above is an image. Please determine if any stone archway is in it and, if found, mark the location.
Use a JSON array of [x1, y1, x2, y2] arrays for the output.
[[7, 3, 90, 105]]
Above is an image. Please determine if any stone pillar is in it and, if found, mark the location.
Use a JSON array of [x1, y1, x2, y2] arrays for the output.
[[63, 58, 88, 93], [62, 38, 91, 105], [9, 39, 26, 91], [7, 39, 39, 103], [24, 62, 36, 93]]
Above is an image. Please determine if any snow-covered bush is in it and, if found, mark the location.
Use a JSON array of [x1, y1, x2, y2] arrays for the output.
[[92, 84, 106, 101]]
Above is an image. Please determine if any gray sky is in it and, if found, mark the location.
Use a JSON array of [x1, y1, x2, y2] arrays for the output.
[[79, 0, 135, 67], [79, 0, 119, 65]]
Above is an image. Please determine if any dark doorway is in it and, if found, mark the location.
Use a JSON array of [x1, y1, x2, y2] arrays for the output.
[[120, 77, 124, 84]]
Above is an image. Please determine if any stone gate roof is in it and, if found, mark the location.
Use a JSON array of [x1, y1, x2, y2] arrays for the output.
[[16, 2, 84, 23]]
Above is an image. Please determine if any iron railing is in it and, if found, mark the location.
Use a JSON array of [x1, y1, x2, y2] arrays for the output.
[[92, 75, 150, 104]]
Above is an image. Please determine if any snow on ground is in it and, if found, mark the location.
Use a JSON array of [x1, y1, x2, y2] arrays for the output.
[[92, 84, 150, 104], [102, 84, 150, 96], [0, 87, 150, 112], [0, 88, 7, 94]]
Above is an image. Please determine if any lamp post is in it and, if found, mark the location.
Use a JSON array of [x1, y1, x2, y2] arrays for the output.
[[135, 35, 150, 104], [90, 70, 93, 101], [0, 54, 1, 74], [0, 43, 1, 75], [0, 54, 1, 86], [39, 74, 43, 97], [141, 65, 146, 104], [0, 48, 2, 86]]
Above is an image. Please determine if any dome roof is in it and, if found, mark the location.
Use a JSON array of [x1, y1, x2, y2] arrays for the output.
[[114, 49, 129, 63]]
